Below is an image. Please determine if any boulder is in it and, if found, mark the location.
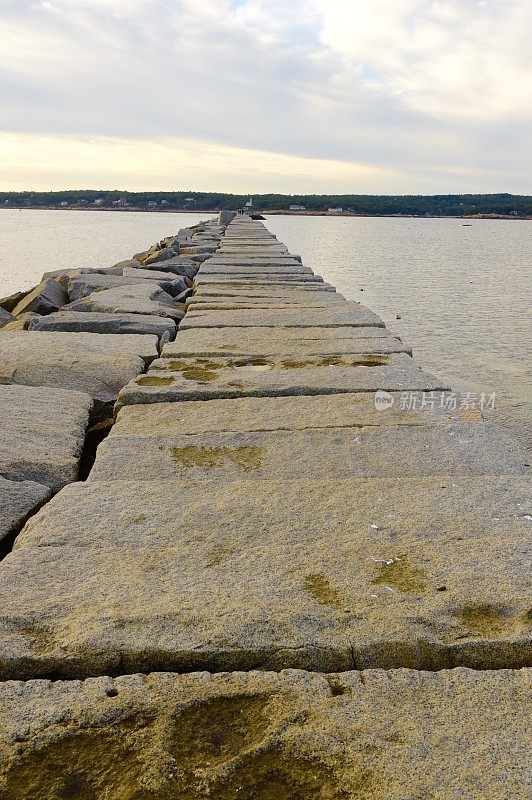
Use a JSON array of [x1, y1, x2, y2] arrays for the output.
[[121, 268, 189, 295], [40, 268, 82, 286], [68, 283, 186, 322], [12, 279, 68, 316], [218, 210, 236, 225], [132, 257, 198, 278], [0, 312, 40, 331], [0, 384, 92, 491], [0, 308, 15, 329], [29, 311, 176, 339], [0, 290, 30, 313], [0, 331, 158, 414], [0, 476, 51, 547], [67, 273, 187, 302], [143, 246, 179, 266], [107, 259, 143, 271]]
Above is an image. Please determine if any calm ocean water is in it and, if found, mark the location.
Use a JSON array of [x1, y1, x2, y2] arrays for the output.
[[1, 209, 530, 445]]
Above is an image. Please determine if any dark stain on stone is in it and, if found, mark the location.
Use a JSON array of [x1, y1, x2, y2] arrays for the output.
[[169, 445, 263, 471], [371, 557, 428, 595], [304, 573, 344, 609], [458, 604, 517, 636], [136, 376, 175, 387]]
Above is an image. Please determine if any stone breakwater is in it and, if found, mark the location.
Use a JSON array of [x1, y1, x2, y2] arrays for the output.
[[0, 215, 530, 798]]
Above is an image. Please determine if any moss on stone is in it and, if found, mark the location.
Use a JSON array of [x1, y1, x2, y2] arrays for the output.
[[170, 445, 263, 472], [136, 376, 175, 387], [372, 557, 427, 595]]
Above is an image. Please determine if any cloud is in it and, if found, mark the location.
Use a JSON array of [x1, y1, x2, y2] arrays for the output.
[[0, 0, 529, 191]]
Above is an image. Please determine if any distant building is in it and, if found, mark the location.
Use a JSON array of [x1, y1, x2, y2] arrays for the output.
[[328, 207, 343, 213], [93, 198, 105, 206], [147, 201, 158, 208], [161, 199, 168, 205], [60, 201, 68, 207], [184, 196, 196, 204], [290, 205, 306, 211]]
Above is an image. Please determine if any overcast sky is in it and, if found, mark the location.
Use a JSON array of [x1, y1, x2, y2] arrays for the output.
[[0, 0, 530, 193]]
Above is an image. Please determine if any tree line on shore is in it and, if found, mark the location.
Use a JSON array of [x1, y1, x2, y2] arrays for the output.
[[1, 191, 530, 217]]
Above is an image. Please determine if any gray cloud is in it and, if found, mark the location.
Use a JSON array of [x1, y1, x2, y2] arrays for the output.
[[0, 0, 529, 191]]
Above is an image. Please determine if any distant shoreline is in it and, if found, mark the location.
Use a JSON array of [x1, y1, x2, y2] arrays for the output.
[[0, 206, 529, 220]]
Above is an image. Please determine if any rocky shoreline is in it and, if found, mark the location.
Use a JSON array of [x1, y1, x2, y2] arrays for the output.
[[0, 214, 530, 797]]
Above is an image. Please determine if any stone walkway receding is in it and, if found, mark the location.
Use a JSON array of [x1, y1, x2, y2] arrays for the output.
[[0, 214, 529, 796]]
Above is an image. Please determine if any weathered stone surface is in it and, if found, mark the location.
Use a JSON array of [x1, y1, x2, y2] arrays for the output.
[[67, 273, 187, 301], [107, 258, 143, 272], [117, 355, 447, 406], [195, 275, 333, 287], [143, 246, 179, 266], [192, 285, 341, 300], [218, 209, 236, 224], [201, 261, 313, 273], [12, 279, 67, 316], [0, 476, 51, 547], [90, 423, 528, 483], [127, 256, 199, 278], [180, 303, 385, 329], [112, 393, 483, 437], [69, 283, 185, 322], [0, 314, 39, 332], [0, 668, 529, 800], [0, 290, 30, 313], [163, 326, 410, 358], [186, 293, 345, 309], [3, 476, 530, 676], [0, 309, 15, 329], [0, 331, 157, 408], [0, 385, 92, 491], [122, 267, 190, 292], [218, 246, 289, 255], [28, 311, 176, 339]]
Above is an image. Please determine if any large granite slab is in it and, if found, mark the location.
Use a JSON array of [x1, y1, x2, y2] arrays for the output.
[[28, 311, 176, 339], [0, 385, 92, 490], [112, 393, 483, 437], [201, 262, 312, 273], [0, 476, 51, 547], [69, 283, 185, 322], [0, 669, 529, 800], [89, 423, 527, 483], [180, 303, 385, 329], [192, 286, 340, 300], [195, 274, 329, 286], [2, 476, 530, 676], [117, 355, 447, 406], [163, 326, 410, 358], [186, 297, 345, 310], [0, 332, 158, 409]]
